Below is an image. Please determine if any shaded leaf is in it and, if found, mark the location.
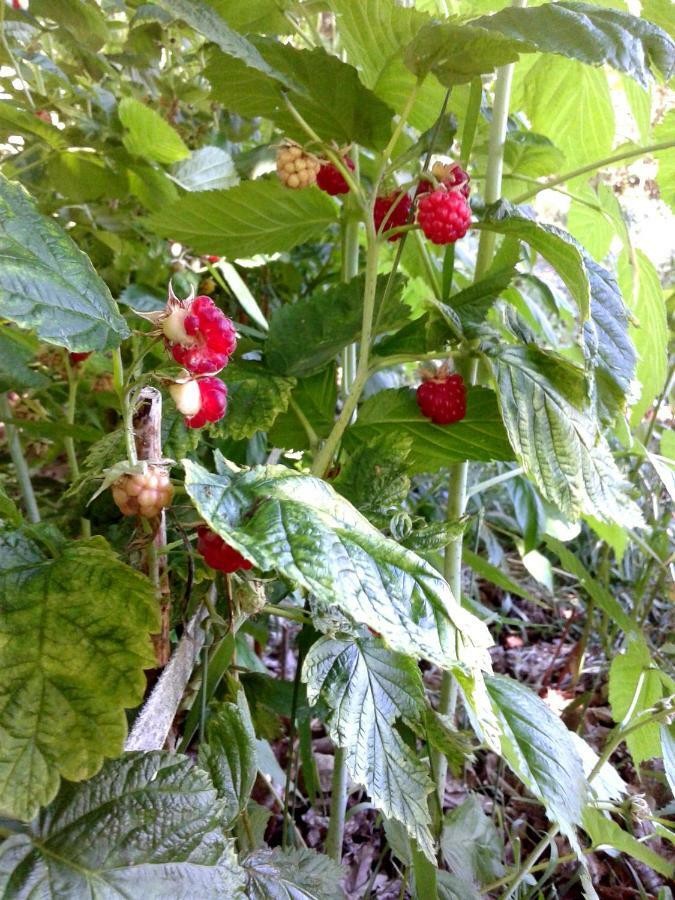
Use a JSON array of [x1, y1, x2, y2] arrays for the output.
[[345, 387, 514, 472], [0, 539, 159, 819], [486, 674, 587, 832], [265, 275, 408, 376], [462, 547, 541, 607], [146, 180, 338, 259], [492, 345, 643, 527], [0, 752, 247, 898], [333, 433, 412, 525], [440, 794, 504, 887], [0, 328, 50, 391], [0, 104, 66, 149], [172, 146, 239, 191], [268, 368, 336, 451], [218, 360, 295, 441], [304, 634, 435, 859], [473, 2, 675, 88], [183, 458, 493, 669], [0, 176, 128, 351], [119, 98, 189, 165], [198, 691, 257, 826]]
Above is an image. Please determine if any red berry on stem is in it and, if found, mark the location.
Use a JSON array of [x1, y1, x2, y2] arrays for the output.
[[416, 373, 467, 425], [69, 351, 92, 365], [316, 157, 355, 195], [197, 525, 252, 573], [373, 191, 412, 241], [417, 189, 471, 245], [184, 376, 227, 429], [163, 294, 237, 375]]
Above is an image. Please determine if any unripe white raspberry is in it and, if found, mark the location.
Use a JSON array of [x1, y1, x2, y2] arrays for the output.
[[112, 466, 173, 518], [161, 305, 193, 344], [169, 379, 201, 417], [276, 144, 320, 189]]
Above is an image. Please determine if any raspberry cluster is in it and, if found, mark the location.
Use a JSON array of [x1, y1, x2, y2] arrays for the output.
[[316, 157, 355, 196], [112, 466, 173, 518], [197, 525, 252, 573], [277, 144, 320, 189], [163, 295, 236, 376], [373, 191, 412, 241], [416, 373, 467, 425]]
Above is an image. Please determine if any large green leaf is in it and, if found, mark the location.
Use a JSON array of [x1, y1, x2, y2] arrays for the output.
[[521, 56, 614, 168], [304, 634, 436, 859], [198, 691, 257, 826], [327, 0, 448, 130], [344, 387, 514, 472], [618, 249, 668, 427], [0, 752, 247, 898], [583, 806, 674, 879], [473, 2, 675, 87], [0, 539, 158, 820], [333, 433, 412, 526], [119, 97, 189, 165], [206, 0, 290, 36], [405, 21, 526, 85], [205, 42, 393, 150], [478, 202, 590, 319], [172, 146, 239, 191], [608, 638, 668, 766], [583, 256, 638, 422], [217, 360, 295, 441], [653, 111, 675, 210], [491, 345, 643, 527], [486, 674, 587, 832], [243, 847, 344, 900], [265, 274, 408, 376], [0, 176, 129, 351], [183, 458, 492, 669], [146, 180, 338, 259]]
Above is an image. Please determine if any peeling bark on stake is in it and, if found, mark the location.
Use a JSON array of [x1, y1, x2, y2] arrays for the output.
[[132, 386, 171, 667]]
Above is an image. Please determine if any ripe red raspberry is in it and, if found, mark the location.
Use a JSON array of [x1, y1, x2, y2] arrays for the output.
[[69, 351, 92, 365], [316, 157, 355, 196], [197, 525, 252, 573], [163, 295, 236, 375], [416, 373, 467, 425], [112, 465, 173, 518], [203, 255, 220, 263], [431, 161, 471, 198], [417, 189, 471, 245], [179, 376, 228, 429], [373, 191, 412, 241]]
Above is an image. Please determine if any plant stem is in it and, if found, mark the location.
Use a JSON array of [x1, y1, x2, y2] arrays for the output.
[[325, 746, 348, 860], [502, 823, 560, 899], [511, 139, 675, 205], [0, 393, 40, 523], [289, 397, 319, 451], [64, 358, 80, 480], [261, 603, 312, 625], [112, 348, 137, 465]]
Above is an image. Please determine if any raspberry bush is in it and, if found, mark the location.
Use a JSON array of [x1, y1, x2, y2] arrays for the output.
[[0, 2, 673, 897]]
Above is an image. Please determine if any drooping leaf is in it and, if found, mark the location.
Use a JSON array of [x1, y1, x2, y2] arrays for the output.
[[183, 458, 493, 670], [0, 539, 159, 820], [198, 691, 258, 826], [217, 360, 295, 441], [477, 201, 590, 319], [0, 176, 129, 351], [118, 97, 189, 165], [545, 537, 635, 635], [521, 55, 614, 167], [146, 180, 338, 259], [344, 387, 514, 472], [205, 42, 394, 150], [0, 328, 50, 391], [486, 674, 588, 833], [418, 709, 474, 777], [268, 367, 337, 451], [473, 2, 675, 88], [503, 131, 566, 180], [583, 256, 638, 422], [0, 752, 247, 898], [265, 275, 408, 376], [608, 638, 668, 766], [440, 794, 505, 887], [172, 146, 239, 191], [446, 266, 517, 334], [304, 634, 436, 859], [583, 806, 674, 879], [491, 345, 643, 527], [618, 249, 668, 427], [243, 847, 344, 900]]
